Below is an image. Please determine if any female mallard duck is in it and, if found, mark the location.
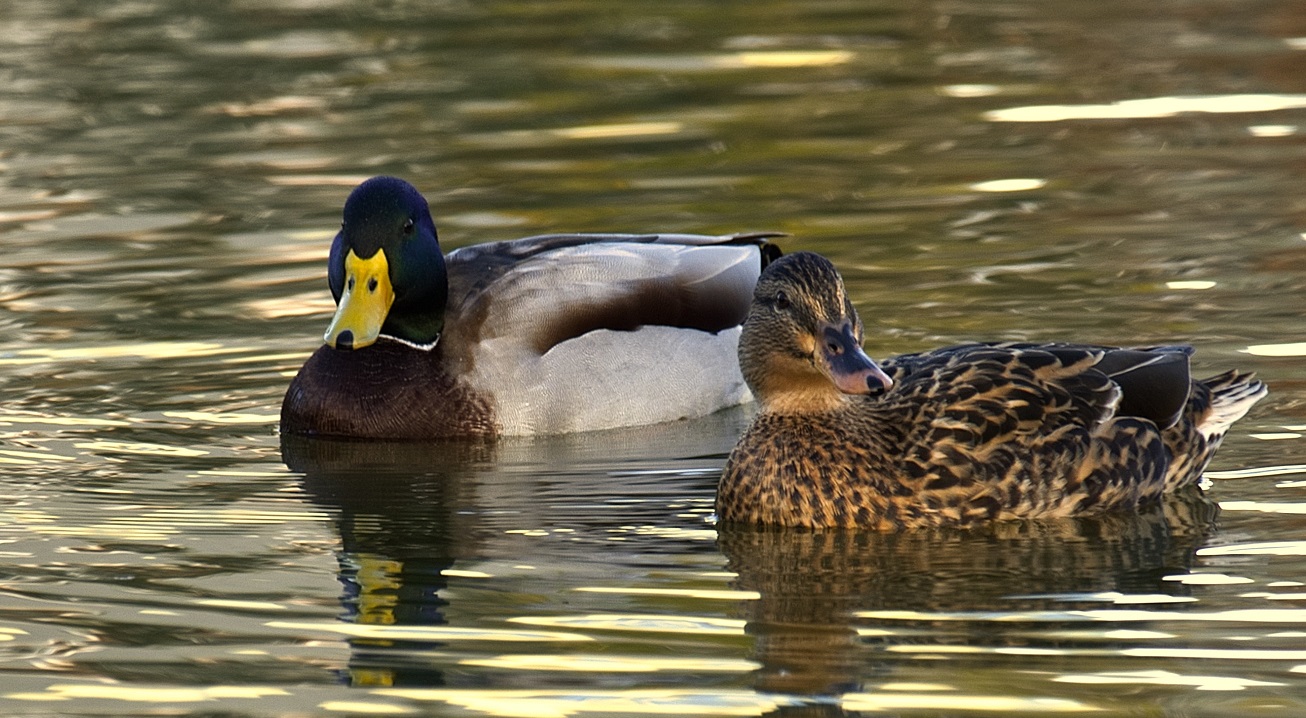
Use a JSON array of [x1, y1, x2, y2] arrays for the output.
[[281, 176, 781, 439], [717, 252, 1267, 530]]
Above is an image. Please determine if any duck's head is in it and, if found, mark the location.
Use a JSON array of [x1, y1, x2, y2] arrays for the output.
[[324, 176, 448, 350], [739, 251, 892, 412]]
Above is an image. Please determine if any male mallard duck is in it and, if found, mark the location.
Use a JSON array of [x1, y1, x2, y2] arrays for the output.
[[717, 252, 1267, 530], [281, 176, 782, 439]]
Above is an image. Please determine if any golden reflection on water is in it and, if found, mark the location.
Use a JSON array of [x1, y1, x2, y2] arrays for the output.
[[74, 440, 208, 457], [265, 174, 375, 187], [1244, 341, 1306, 356], [0, 415, 130, 428], [1206, 464, 1306, 480], [3, 0, 1305, 713], [0, 627, 27, 642], [968, 178, 1048, 193], [881, 644, 1306, 662], [1161, 572, 1255, 586], [266, 620, 593, 643], [1198, 541, 1306, 556], [194, 469, 291, 478], [209, 95, 329, 117], [508, 614, 747, 636], [576, 49, 853, 72], [1249, 124, 1299, 137], [1056, 669, 1283, 692], [0, 341, 244, 365], [1220, 500, 1306, 514], [840, 692, 1100, 713], [441, 568, 493, 579], [9, 506, 329, 542], [319, 700, 415, 714], [859, 607, 1306, 623], [466, 121, 691, 148], [1121, 647, 1306, 661], [0, 448, 77, 465], [5, 684, 290, 703], [573, 586, 760, 601], [551, 122, 684, 140], [605, 525, 717, 541], [985, 94, 1306, 122], [727, 50, 854, 68], [939, 83, 1002, 98], [1165, 280, 1217, 290], [161, 410, 280, 425], [459, 654, 759, 673], [244, 293, 334, 319], [1244, 592, 1306, 601], [1249, 432, 1304, 440], [371, 687, 785, 718]]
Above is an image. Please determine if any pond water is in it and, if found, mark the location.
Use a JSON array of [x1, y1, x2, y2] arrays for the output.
[[3, 0, 1306, 715]]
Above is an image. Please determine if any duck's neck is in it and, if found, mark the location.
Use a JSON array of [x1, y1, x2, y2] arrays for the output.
[[382, 306, 445, 347], [755, 383, 857, 416], [381, 251, 449, 346]]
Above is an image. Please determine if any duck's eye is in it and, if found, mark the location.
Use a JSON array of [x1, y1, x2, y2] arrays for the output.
[[402, 218, 415, 236], [772, 290, 791, 311]]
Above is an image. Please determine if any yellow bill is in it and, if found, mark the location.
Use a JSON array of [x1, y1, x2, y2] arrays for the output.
[[325, 249, 395, 350]]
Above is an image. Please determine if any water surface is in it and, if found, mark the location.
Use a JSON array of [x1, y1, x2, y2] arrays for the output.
[[3, 0, 1306, 715]]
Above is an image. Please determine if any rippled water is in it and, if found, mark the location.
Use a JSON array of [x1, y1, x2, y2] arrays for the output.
[[3, 0, 1306, 715]]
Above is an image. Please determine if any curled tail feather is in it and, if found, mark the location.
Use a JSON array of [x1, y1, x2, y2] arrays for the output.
[[1197, 370, 1267, 442], [1163, 370, 1267, 489]]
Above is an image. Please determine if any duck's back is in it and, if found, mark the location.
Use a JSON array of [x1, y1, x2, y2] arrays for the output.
[[443, 233, 776, 435]]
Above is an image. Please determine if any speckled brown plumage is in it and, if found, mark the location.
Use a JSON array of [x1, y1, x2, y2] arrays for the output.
[[716, 252, 1267, 530]]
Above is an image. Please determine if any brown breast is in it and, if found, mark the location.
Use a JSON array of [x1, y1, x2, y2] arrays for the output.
[[280, 341, 496, 440]]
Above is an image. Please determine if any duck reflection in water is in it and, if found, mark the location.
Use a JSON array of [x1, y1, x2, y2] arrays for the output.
[[717, 492, 1217, 711], [282, 412, 745, 690], [284, 434, 493, 687]]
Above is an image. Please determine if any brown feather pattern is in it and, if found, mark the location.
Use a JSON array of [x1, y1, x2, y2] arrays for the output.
[[717, 252, 1267, 530]]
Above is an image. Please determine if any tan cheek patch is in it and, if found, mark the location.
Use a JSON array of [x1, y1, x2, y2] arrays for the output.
[[759, 336, 828, 391], [795, 332, 817, 358]]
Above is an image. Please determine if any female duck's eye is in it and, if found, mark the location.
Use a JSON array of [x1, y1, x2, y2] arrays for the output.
[[773, 290, 791, 311], [402, 218, 415, 236]]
